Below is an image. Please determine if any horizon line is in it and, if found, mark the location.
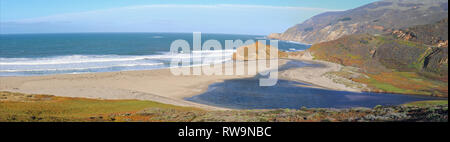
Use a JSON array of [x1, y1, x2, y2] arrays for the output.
[[0, 31, 267, 36]]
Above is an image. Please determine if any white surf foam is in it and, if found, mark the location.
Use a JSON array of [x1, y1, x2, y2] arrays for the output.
[[0, 49, 235, 75], [0, 49, 235, 66], [0, 63, 164, 72]]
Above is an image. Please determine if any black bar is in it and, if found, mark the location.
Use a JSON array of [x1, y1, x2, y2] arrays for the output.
[[0, 122, 447, 141]]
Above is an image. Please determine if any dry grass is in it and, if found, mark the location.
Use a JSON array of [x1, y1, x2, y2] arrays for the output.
[[0, 91, 447, 122], [0, 91, 200, 122]]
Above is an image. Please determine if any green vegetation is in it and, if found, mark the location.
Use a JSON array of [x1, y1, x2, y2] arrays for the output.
[[365, 77, 413, 94], [404, 100, 448, 107], [354, 72, 447, 96], [0, 92, 447, 122], [410, 47, 434, 70], [347, 53, 361, 60], [360, 39, 369, 44], [0, 91, 197, 122], [308, 34, 448, 97], [397, 39, 421, 48]]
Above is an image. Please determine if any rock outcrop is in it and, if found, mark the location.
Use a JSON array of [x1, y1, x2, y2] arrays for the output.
[[308, 34, 448, 78], [306, 34, 448, 96], [392, 18, 448, 47], [267, 33, 281, 39], [232, 42, 287, 61]]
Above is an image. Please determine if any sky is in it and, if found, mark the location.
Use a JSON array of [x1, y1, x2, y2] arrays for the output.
[[0, 0, 379, 35]]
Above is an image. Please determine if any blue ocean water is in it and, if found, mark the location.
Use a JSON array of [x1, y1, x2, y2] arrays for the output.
[[0, 33, 310, 76]]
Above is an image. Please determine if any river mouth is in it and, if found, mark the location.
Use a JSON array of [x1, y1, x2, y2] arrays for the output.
[[185, 60, 445, 109]]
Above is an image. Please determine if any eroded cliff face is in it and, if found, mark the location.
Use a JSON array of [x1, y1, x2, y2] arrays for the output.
[[308, 34, 448, 76], [389, 18, 449, 77], [306, 34, 448, 96], [392, 18, 448, 47], [271, 0, 448, 44]]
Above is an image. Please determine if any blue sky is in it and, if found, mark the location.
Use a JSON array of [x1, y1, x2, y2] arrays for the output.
[[0, 0, 379, 35]]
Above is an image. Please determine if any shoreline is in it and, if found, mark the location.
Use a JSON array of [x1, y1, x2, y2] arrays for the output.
[[0, 57, 446, 110], [0, 60, 288, 110], [284, 52, 449, 98], [0, 67, 241, 111], [281, 51, 364, 92]]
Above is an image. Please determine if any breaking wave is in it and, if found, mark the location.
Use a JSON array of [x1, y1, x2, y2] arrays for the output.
[[0, 50, 235, 76]]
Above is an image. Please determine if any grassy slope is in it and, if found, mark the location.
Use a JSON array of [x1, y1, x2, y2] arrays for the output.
[[0, 92, 199, 122], [308, 34, 448, 97], [404, 100, 449, 107], [0, 92, 447, 122], [355, 72, 448, 96]]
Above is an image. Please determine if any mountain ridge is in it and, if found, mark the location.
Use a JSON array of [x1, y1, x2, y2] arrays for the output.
[[269, 0, 448, 44]]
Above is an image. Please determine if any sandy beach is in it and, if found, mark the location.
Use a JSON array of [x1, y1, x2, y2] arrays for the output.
[[0, 55, 360, 110], [280, 51, 364, 92], [0, 60, 285, 110], [279, 60, 363, 92]]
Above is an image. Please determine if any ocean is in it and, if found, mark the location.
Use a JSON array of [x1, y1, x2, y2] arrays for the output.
[[0, 33, 310, 76]]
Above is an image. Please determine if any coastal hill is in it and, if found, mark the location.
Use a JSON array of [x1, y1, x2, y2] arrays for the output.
[[268, 0, 448, 44], [269, 0, 449, 97], [309, 33, 448, 77], [309, 18, 448, 75], [306, 19, 448, 97], [391, 18, 448, 47]]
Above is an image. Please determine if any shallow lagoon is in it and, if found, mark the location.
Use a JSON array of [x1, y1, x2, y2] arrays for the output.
[[186, 60, 444, 109]]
